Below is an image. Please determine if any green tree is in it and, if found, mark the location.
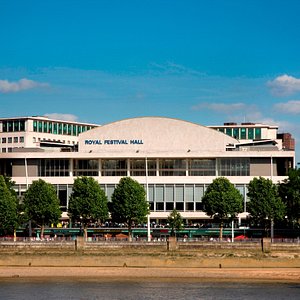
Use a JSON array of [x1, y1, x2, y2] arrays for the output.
[[0, 175, 17, 235], [167, 209, 183, 237], [68, 177, 109, 240], [24, 179, 61, 239], [2, 176, 25, 240], [202, 177, 243, 239], [278, 168, 300, 228], [111, 177, 149, 241], [247, 177, 286, 233]]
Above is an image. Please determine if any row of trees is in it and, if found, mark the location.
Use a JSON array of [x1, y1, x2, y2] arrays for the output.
[[0, 168, 299, 240], [0, 176, 149, 241]]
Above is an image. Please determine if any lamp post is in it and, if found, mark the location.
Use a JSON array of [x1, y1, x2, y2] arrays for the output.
[[145, 156, 151, 242]]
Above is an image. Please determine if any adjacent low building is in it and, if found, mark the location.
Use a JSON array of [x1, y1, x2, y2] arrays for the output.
[[0, 116, 295, 223]]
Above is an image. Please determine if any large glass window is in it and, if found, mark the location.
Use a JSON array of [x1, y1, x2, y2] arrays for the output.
[[240, 128, 246, 139], [225, 128, 232, 136], [233, 128, 239, 139], [73, 159, 98, 176], [255, 128, 261, 140], [102, 159, 127, 176], [248, 128, 254, 139], [33, 121, 37, 132], [159, 159, 186, 176], [189, 159, 216, 176], [130, 159, 156, 176], [40, 159, 70, 176], [219, 158, 250, 176], [38, 121, 43, 132]]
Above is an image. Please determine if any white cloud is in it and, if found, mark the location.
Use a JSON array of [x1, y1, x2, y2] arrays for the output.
[[273, 100, 300, 114], [267, 74, 300, 96], [0, 78, 48, 93], [191, 102, 247, 113], [44, 113, 78, 122]]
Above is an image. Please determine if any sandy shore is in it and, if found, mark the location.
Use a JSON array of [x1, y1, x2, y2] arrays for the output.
[[1, 266, 300, 282]]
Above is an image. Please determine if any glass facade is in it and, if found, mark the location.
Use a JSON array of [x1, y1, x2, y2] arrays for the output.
[[102, 159, 127, 176], [130, 159, 156, 176], [189, 159, 216, 176], [32, 120, 94, 136], [73, 159, 99, 176], [216, 126, 266, 141], [159, 159, 186, 176], [219, 158, 250, 176], [2, 120, 25, 132], [39, 159, 70, 177]]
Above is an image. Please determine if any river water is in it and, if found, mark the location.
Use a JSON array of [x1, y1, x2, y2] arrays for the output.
[[0, 279, 299, 300]]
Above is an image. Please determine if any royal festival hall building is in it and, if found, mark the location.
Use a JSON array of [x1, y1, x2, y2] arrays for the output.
[[0, 116, 295, 224]]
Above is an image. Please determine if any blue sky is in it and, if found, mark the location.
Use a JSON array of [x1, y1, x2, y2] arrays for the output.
[[1, 0, 300, 161]]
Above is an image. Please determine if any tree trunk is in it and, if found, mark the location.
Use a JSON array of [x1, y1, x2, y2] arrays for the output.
[[219, 222, 223, 240], [41, 224, 45, 240], [84, 226, 88, 241], [128, 225, 132, 242]]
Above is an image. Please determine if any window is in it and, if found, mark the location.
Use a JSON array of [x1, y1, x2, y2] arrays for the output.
[[63, 124, 68, 134], [40, 159, 70, 177], [176, 202, 184, 211], [2, 138, 6, 143], [38, 121, 43, 132], [33, 121, 37, 132], [233, 128, 239, 139], [185, 202, 194, 211], [156, 202, 164, 211], [73, 159, 98, 176], [2, 148, 6, 153], [8, 137, 12, 143], [8, 148, 12, 152], [255, 128, 261, 140], [166, 202, 174, 211], [218, 128, 224, 133], [159, 159, 186, 176], [189, 159, 216, 176], [20, 137, 24, 143], [48, 122, 53, 133], [225, 128, 232, 136], [248, 128, 254, 139], [43, 122, 48, 133], [240, 128, 246, 139], [219, 158, 250, 176], [73, 125, 77, 136], [102, 159, 127, 176], [130, 159, 156, 176], [14, 137, 18, 143], [2, 121, 7, 132]]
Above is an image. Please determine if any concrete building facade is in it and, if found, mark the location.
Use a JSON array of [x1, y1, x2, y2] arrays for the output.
[[0, 116, 295, 222]]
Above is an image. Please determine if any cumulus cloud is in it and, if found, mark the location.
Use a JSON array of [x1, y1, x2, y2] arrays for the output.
[[273, 100, 300, 115], [267, 74, 300, 96], [44, 113, 79, 122], [0, 78, 48, 93], [191, 102, 247, 113]]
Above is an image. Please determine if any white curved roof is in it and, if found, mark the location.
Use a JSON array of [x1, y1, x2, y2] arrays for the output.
[[79, 117, 238, 154]]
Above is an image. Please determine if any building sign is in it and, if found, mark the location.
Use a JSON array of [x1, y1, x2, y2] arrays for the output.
[[84, 139, 144, 145]]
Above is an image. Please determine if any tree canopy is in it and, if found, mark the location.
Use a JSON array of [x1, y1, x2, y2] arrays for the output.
[[111, 177, 149, 241], [202, 177, 243, 238], [68, 177, 109, 235], [24, 179, 61, 237], [247, 177, 286, 226], [278, 168, 300, 228], [167, 209, 183, 237], [0, 175, 17, 233]]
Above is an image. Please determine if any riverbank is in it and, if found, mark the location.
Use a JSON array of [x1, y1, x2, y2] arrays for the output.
[[1, 266, 300, 283]]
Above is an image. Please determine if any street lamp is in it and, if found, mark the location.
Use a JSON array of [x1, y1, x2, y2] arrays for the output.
[[145, 156, 151, 242]]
